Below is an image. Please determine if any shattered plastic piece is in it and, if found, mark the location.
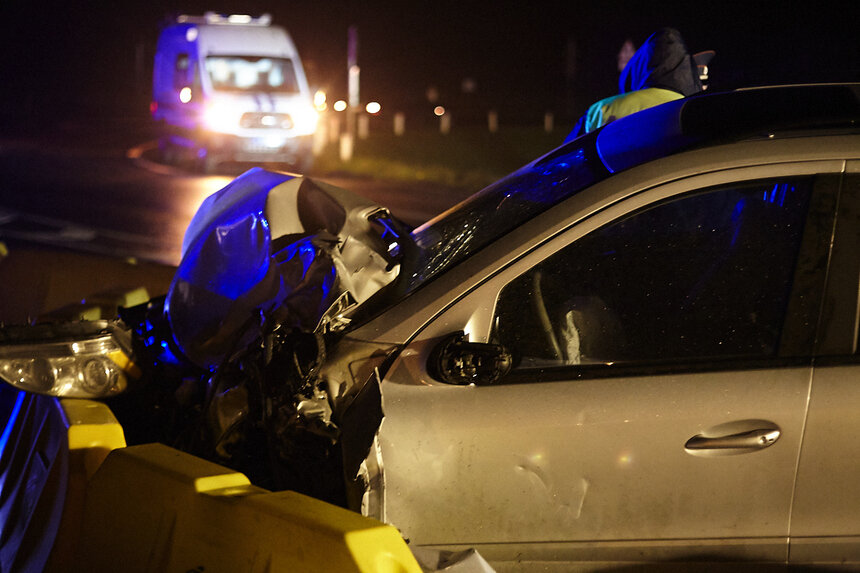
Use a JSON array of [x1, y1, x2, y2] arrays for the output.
[[317, 290, 355, 333], [209, 384, 249, 441], [295, 387, 338, 440], [410, 547, 496, 573], [164, 169, 400, 368]]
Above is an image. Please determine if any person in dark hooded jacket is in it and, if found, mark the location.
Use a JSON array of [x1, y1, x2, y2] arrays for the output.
[[566, 28, 705, 140]]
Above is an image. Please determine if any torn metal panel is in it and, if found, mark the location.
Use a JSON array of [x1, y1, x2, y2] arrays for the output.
[[316, 338, 401, 516], [410, 547, 496, 573], [337, 370, 384, 499], [354, 433, 385, 522], [163, 169, 402, 369], [318, 337, 401, 402]]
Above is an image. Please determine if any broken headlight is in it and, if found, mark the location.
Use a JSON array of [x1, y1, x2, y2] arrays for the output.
[[0, 321, 137, 398]]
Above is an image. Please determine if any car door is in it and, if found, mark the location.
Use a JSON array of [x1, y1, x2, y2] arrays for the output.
[[790, 168, 860, 565], [377, 166, 838, 567]]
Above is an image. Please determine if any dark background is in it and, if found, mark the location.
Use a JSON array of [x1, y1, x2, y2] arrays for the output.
[[1, 0, 857, 128]]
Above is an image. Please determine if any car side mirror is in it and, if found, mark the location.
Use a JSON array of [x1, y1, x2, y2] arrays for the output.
[[428, 331, 512, 386]]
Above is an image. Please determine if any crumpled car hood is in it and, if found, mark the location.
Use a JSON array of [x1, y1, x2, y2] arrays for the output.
[[165, 168, 402, 368]]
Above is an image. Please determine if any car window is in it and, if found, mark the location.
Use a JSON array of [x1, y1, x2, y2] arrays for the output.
[[353, 135, 608, 329], [494, 178, 813, 370], [405, 134, 606, 293]]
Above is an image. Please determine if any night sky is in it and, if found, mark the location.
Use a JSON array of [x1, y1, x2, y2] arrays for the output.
[[1, 0, 857, 127]]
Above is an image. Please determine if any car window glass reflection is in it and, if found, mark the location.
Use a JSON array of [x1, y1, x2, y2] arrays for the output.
[[495, 178, 813, 370], [407, 137, 605, 292]]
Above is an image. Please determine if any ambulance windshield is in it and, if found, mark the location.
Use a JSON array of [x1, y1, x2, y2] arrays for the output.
[[205, 56, 300, 94]]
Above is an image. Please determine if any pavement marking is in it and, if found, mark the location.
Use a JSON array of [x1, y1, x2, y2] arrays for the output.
[[0, 207, 180, 265]]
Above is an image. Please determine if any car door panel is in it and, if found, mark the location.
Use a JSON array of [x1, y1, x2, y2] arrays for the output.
[[790, 365, 860, 564], [379, 361, 809, 562], [371, 166, 838, 567], [790, 169, 860, 564]]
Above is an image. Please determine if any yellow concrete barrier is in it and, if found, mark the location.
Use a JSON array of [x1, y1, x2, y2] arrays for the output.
[[74, 443, 421, 573]]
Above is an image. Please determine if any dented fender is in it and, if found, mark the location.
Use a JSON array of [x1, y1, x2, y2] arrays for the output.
[[164, 169, 404, 369]]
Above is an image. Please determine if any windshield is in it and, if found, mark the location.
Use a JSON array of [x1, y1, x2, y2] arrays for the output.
[[205, 56, 300, 94], [404, 131, 607, 292]]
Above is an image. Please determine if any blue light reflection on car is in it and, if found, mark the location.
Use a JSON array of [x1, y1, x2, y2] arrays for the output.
[[0, 389, 24, 458], [595, 98, 692, 174], [172, 191, 273, 302], [764, 183, 795, 207], [165, 170, 340, 368]]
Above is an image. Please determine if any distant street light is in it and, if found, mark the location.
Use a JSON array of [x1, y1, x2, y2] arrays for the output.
[[333, 100, 348, 112], [366, 102, 381, 114]]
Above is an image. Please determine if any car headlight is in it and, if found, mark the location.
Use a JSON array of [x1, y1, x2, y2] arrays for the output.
[[290, 105, 319, 136], [0, 321, 137, 398], [204, 100, 244, 133]]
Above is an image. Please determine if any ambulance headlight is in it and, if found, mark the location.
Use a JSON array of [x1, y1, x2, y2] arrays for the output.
[[0, 321, 137, 398], [291, 105, 319, 136], [204, 100, 244, 133]]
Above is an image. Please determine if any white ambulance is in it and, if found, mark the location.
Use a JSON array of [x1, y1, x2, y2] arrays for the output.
[[152, 13, 318, 172]]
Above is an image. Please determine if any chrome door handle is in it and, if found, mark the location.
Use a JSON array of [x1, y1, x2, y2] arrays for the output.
[[685, 428, 781, 451]]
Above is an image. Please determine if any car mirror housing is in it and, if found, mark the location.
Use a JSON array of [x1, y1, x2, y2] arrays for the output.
[[428, 332, 512, 386]]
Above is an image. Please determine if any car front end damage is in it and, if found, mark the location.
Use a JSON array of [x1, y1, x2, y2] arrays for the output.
[[155, 167, 412, 508], [0, 168, 411, 514], [0, 166, 498, 570]]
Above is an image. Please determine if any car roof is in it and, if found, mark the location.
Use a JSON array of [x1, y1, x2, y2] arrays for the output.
[[590, 83, 860, 174]]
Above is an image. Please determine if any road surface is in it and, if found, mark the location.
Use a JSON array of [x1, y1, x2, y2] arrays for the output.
[[0, 119, 475, 322]]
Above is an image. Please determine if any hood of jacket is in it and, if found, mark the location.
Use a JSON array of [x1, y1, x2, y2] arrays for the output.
[[619, 28, 703, 97]]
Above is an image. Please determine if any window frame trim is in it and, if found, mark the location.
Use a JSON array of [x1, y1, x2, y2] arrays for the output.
[[815, 163, 860, 357]]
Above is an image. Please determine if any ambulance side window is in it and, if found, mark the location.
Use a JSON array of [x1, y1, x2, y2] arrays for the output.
[[174, 54, 190, 89], [191, 61, 201, 93]]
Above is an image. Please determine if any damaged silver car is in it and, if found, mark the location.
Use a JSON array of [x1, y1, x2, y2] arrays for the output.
[[3, 83, 860, 571]]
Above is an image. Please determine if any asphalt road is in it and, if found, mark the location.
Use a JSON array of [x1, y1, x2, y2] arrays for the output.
[[0, 119, 474, 322], [0, 119, 472, 267]]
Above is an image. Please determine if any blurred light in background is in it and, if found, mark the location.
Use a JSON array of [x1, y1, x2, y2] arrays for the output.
[[365, 101, 381, 114], [314, 90, 328, 111], [179, 87, 193, 103], [333, 100, 348, 112], [203, 99, 241, 132], [434, 106, 446, 117], [291, 104, 319, 135], [227, 14, 253, 24]]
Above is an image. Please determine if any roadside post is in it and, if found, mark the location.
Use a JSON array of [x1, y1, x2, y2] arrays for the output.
[[544, 111, 555, 132]]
